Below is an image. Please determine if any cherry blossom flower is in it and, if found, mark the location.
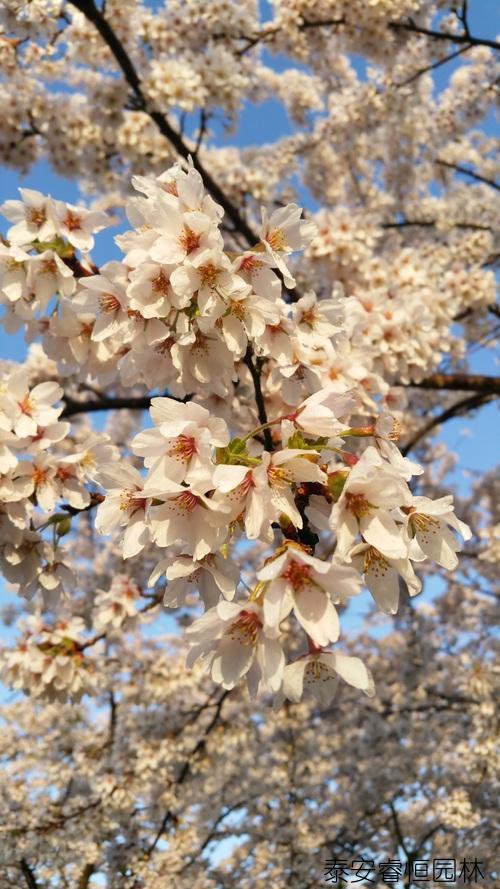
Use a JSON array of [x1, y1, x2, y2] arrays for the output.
[[1, 188, 57, 246], [329, 446, 412, 559], [281, 651, 375, 704], [148, 482, 229, 561], [257, 544, 361, 646], [51, 198, 110, 251], [0, 370, 63, 438], [349, 542, 423, 613], [292, 388, 358, 438], [95, 463, 152, 559], [400, 496, 472, 569], [260, 204, 317, 287], [150, 553, 239, 609], [186, 600, 284, 693]]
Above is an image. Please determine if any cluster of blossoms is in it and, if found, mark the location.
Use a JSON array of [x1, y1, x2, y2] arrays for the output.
[[0, 162, 474, 704], [1, 615, 95, 702], [0, 363, 118, 607]]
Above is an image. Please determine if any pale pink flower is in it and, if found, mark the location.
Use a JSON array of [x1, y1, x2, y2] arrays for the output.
[[95, 463, 152, 559], [400, 495, 472, 569], [349, 542, 423, 613], [260, 203, 317, 287], [1, 188, 57, 246], [150, 553, 239, 609], [186, 600, 284, 693], [329, 446, 412, 560], [281, 651, 375, 704], [257, 545, 360, 646]]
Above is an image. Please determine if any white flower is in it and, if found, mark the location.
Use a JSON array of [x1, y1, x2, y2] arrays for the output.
[[400, 496, 472, 569], [0, 370, 63, 438], [1, 188, 57, 246], [186, 600, 284, 693], [329, 447, 412, 560], [93, 575, 140, 630], [150, 553, 238, 609], [95, 463, 151, 559], [266, 448, 326, 529], [133, 396, 227, 488], [72, 270, 130, 342], [260, 203, 317, 287], [349, 542, 423, 613], [148, 482, 229, 561], [281, 651, 375, 704], [127, 261, 187, 318], [27, 250, 76, 306], [257, 544, 360, 646], [51, 199, 110, 251], [293, 388, 357, 438], [212, 460, 272, 540]]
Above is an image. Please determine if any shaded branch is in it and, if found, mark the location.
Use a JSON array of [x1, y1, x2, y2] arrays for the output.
[[382, 218, 491, 231], [67, 0, 258, 246], [401, 392, 495, 455], [390, 19, 500, 52], [145, 691, 229, 857], [436, 159, 500, 191], [394, 42, 472, 87], [77, 863, 97, 889], [405, 373, 500, 395], [61, 394, 153, 418], [19, 860, 39, 889], [243, 347, 273, 450]]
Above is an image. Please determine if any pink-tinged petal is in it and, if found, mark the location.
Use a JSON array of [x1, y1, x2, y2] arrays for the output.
[[416, 524, 460, 569], [332, 507, 359, 556], [263, 579, 293, 629], [210, 638, 254, 689], [365, 560, 400, 614], [360, 511, 407, 559], [95, 497, 123, 534], [257, 551, 288, 581], [294, 588, 339, 646], [256, 637, 285, 691], [122, 515, 149, 559], [245, 489, 266, 539], [324, 652, 375, 696], [282, 659, 307, 703], [216, 600, 244, 621], [212, 464, 249, 492]]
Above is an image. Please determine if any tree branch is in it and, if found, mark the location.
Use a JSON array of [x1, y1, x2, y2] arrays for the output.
[[67, 0, 259, 246], [390, 19, 500, 52], [61, 394, 153, 418], [405, 373, 500, 395], [19, 859, 40, 889], [243, 347, 272, 450], [402, 392, 495, 455], [435, 159, 500, 191], [145, 691, 229, 857], [394, 42, 472, 87], [77, 863, 96, 889]]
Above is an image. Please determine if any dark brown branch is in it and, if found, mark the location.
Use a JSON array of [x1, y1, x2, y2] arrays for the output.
[[382, 218, 491, 231], [77, 863, 97, 889], [145, 691, 229, 857], [394, 42, 472, 87], [67, 0, 259, 246], [391, 19, 500, 52], [243, 347, 272, 450], [436, 159, 500, 191], [61, 394, 153, 418], [405, 373, 500, 395], [19, 860, 39, 889], [402, 392, 495, 455]]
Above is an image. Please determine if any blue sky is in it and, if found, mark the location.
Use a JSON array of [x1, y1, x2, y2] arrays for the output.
[[0, 0, 498, 657]]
